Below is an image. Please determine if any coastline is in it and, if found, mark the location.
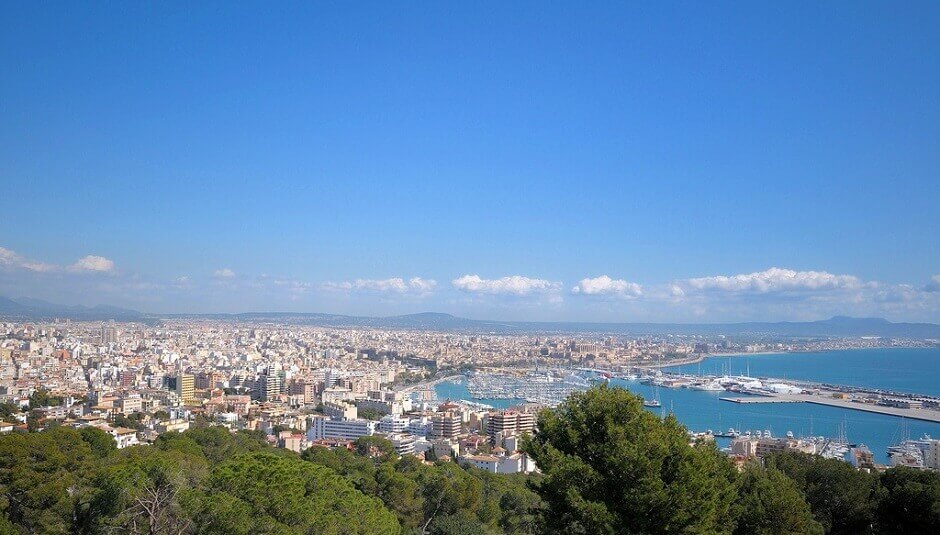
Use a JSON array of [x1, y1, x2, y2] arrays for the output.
[[661, 346, 931, 369]]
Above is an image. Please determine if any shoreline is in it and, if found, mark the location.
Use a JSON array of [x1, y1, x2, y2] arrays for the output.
[[661, 345, 936, 369]]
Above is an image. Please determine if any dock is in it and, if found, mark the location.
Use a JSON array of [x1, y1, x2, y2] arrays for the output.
[[721, 397, 802, 404], [722, 392, 940, 423]]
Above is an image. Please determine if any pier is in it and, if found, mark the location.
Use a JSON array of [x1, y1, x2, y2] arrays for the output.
[[721, 397, 802, 404], [722, 392, 940, 422]]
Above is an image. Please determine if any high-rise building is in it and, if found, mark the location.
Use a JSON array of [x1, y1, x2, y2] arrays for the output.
[[175, 372, 196, 405], [430, 412, 462, 439], [487, 411, 535, 442], [258, 373, 282, 402], [100, 325, 117, 345]]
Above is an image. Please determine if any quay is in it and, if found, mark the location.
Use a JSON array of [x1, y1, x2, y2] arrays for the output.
[[732, 392, 940, 423], [721, 397, 802, 404]]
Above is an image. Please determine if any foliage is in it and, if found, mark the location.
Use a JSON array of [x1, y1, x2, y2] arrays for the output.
[[355, 435, 396, 459], [766, 451, 879, 534], [0, 402, 19, 420], [300, 442, 541, 533], [3, 385, 938, 535], [86, 447, 208, 534], [731, 464, 823, 535], [113, 412, 145, 431], [523, 384, 738, 534], [28, 387, 63, 409], [0, 427, 99, 534], [195, 452, 399, 534], [357, 407, 386, 421], [876, 466, 940, 533]]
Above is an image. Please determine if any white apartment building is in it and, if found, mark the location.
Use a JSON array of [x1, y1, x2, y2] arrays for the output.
[[378, 415, 409, 433], [307, 415, 376, 441], [385, 433, 416, 456]]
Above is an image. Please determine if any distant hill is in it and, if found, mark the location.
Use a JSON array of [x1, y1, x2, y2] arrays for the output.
[[0, 296, 152, 323], [162, 310, 940, 338], [3, 297, 938, 338]]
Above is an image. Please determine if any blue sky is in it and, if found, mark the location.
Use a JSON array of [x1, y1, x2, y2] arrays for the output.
[[1, 2, 939, 322]]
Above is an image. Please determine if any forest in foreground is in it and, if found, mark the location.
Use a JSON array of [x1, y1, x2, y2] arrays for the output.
[[1, 385, 939, 534]]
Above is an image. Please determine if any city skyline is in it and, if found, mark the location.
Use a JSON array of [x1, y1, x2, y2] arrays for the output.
[[2, 3, 939, 322]]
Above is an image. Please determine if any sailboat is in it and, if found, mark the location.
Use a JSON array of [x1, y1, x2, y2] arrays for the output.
[[644, 383, 662, 408]]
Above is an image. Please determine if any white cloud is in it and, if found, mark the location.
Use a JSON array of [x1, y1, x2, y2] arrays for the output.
[[683, 267, 862, 293], [69, 255, 115, 273], [452, 274, 561, 296], [925, 275, 940, 293], [0, 246, 57, 273], [322, 277, 437, 295], [407, 277, 438, 294], [213, 268, 236, 279], [572, 275, 643, 299]]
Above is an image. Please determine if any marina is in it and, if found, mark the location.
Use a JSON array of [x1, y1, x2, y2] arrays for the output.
[[433, 347, 940, 464]]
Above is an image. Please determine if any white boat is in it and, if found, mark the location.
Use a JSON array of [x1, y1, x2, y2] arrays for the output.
[[689, 380, 725, 391]]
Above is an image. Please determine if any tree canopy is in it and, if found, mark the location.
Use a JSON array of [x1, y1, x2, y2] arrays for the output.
[[523, 384, 738, 534], [2, 385, 940, 535]]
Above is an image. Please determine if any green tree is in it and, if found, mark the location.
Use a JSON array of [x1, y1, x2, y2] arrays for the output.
[[732, 464, 823, 535], [0, 402, 19, 421], [0, 514, 18, 535], [196, 452, 399, 534], [156, 427, 270, 465], [415, 461, 484, 533], [25, 409, 43, 432], [766, 452, 878, 534], [28, 387, 63, 409], [522, 384, 737, 534], [80, 426, 117, 458], [112, 412, 145, 431], [86, 447, 208, 534], [357, 407, 385, 421], [0, 427, 99, 534], [429, 511, 487, 535], [374, 462, 425, 530], [876, 467, 940, 534], [355, 435, 397, 460]]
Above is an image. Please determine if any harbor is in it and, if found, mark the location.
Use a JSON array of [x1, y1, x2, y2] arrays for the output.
[[431, 348, 940, 464]]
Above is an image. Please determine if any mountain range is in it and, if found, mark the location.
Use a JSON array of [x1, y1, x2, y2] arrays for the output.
[[1, 296, 939, 338]]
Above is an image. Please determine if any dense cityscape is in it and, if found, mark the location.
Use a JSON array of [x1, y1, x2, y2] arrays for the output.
[[2, 319, 938, 471], [4, 2, 940, 533]]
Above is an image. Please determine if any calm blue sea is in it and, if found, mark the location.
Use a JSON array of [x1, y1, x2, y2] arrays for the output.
[[434, 348, 940, 463], [666, 347, 940, 397]]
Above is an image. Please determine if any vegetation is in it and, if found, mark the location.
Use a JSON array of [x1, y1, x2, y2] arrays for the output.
[[27, 387, 63, 408], [357, 407, 386, 421], [731, 465, 823, 535], [1, 385, 939, 534], [522, 384, 940, 535], [766, 451, 880, 534], [523, 384, 738, 534]]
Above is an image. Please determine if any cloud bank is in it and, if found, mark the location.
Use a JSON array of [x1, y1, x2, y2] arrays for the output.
[[683, 267, 861, 293], [213, 268, 236, 279], [452, 275, 561, 296], [69, 255, 116, 273], [1, 246, 113, 274], [323, 277, 437, 296], [572, 275, 643, 299], [1, 245, 938, 321]]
